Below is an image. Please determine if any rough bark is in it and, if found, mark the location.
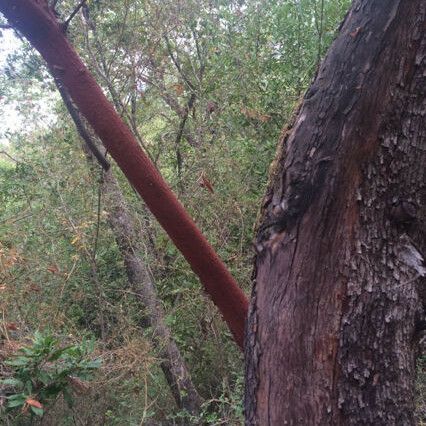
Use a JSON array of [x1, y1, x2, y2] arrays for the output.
[[56, 81, 202, 415], [245, 1, 425, 425], [0, 0, 248, 349]]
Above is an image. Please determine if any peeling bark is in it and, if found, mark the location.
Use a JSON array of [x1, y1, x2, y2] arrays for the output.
[[0, 0, 248, 349], [245, 1, 425, 424]]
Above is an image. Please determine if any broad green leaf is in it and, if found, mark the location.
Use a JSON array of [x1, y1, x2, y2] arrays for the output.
[[47, 345, 73, 361], [0, 378, 23, 387], [30, 406, 44, 416]]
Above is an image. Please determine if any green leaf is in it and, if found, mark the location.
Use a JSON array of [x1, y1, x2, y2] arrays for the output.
[[63, 388, 74, 408], [42, 383, 63, 397], [0, 378, 24, 387], [7, 399, 25, 408], [30, 406, 44, 416], [33, 330, 43, 343], [6, 394, 27, 407], [47, 345, 73, 361], [24, 380, 33, 395], [37, 370, 52, 385], [5, 356, 31, 366], [84, 359, 101, 369], [7, 393, 27, 401], [19, 347, 36, 356], [86, 338, 95, 353]]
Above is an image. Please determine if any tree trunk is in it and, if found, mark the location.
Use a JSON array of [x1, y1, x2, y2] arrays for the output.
[[101, 169, 203, 415], [245, 1, 425, 424], [56, 81, 202, 415], [0, 0, 248, 349]]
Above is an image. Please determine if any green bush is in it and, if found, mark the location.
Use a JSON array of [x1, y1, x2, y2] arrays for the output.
[[1, 331, 100, 420]]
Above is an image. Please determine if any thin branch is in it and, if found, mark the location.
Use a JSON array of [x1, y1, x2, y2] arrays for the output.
[[164, 35, 195, 91], [138, 72, 185, 117], [190, 28, 206, 85], [0, 151, 19, 163], [61, 0, 87, 32], [317, 0, 325, 65], [191, 28, 204, 71], [54, 186, 107, 340], [82, 18, 158, 165], [0, 24, 12, 29], [54, 78, 111, 170], [92, 170, 103, 261], [0, 212, 32, 225], [174, 93, 196, 193]]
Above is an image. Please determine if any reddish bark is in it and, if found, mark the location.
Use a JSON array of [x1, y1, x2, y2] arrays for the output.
[[0, 0, 248, 349]]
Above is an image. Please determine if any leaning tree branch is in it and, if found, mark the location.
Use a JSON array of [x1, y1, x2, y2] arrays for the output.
[[0, 0, 248, 350]]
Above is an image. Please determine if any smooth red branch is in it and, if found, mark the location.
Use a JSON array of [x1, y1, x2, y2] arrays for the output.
[[0, 0, 248, 349]]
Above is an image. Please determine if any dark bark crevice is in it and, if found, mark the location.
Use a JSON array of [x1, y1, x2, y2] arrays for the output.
[[245, 0, 425, 424]]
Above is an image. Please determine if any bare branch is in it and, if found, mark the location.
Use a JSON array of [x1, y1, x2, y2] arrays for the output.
[[164, 35, 195, 91], [61, 0, 87, 32], [0, 151, 19, 163]]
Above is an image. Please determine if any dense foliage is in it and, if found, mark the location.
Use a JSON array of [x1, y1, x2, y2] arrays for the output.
[[1, 1, 353, 424]]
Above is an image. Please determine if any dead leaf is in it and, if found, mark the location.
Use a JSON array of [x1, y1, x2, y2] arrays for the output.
[[71, 235, 80, 246], [47, 265, 58, 274], [3, 340, 21, 353], [29, 283, 41, 292], [67, 376, 90, 393], [350, 26, 362, 38], [206, 101, 217, 114], [373, 373, 380, 385], [258, 113, 271, 123], [241, 106, 270, 122], [6, 322, 18, 331], [171, 83, 184, 96], [197, 172, 214, 193], [25, 398, 43, 409]]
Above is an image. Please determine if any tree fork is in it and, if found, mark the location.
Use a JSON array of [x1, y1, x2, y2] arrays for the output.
[[0, 0, 248, 349]]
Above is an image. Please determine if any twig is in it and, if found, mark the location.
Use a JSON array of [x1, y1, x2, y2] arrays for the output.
[[61, 0, 87, 32], [92, 170, 103, 261], [83, 21, 157, 165], [0, 212, 32, 225], [164, 35, 195, 90], [0, 151, 19, 163], [316, 0, 325, 66], [174, 93, 196, 192], [54, 256, 79, 322], [1, 310, 10, 342], [0, 24, 12, 30]]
